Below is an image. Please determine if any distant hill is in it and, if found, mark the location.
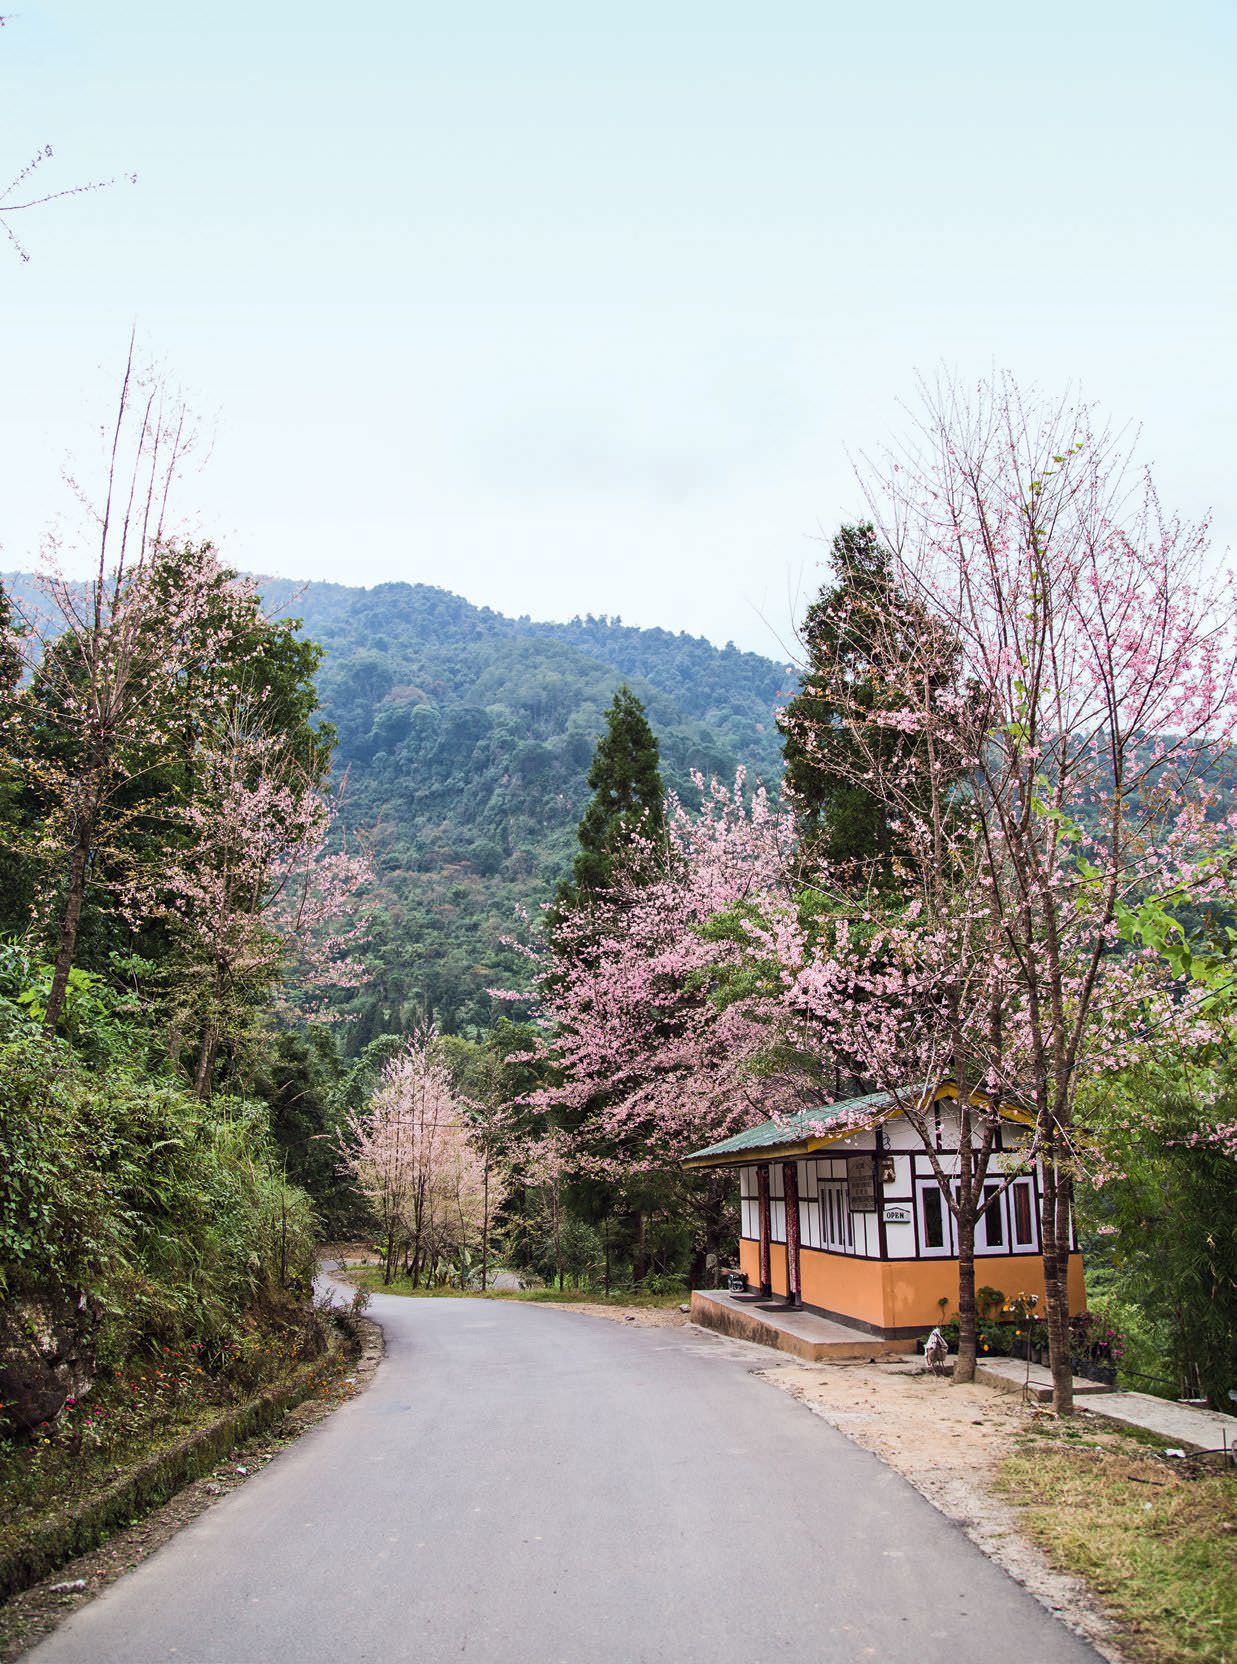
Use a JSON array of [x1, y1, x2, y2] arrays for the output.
[[256, 579, 789, 1038], [2, 568, 789, 1035]]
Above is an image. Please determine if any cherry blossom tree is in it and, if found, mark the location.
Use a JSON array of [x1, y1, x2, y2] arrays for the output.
[[511, 773, 806, 1276], [342, 1028, 487, 1286], [779, 371, 1237, 1409], [14, 347, 200, 1029], [8, 342, 347, 1041], [132, 707, 371, 1096]]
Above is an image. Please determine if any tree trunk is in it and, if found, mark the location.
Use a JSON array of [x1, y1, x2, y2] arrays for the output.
[[193, 1026, 219, 1100], [43, 825, 93, 1030], [480, 1156, 489, 1293], [632, 1210, 647, 1284], [954, 1210, 978, 1382], [1040, 1144, 1075, 1414]]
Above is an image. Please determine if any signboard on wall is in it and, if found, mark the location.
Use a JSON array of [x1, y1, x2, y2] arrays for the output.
[[883, 1204, 912, 1226], [846, 1156, 877, 1211]]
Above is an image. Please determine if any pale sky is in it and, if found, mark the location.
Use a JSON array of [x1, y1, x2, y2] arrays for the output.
[[2, 3, 1234, 656]]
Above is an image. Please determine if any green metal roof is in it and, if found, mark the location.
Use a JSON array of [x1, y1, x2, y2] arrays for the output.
[[683, 1087, 907, 1166], [683, 1078, 1031, 1167]]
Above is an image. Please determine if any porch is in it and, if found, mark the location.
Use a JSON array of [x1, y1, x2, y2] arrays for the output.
[[690, 1289, 916, 1362]]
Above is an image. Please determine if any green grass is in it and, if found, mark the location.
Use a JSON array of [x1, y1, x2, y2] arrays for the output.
[[346, 1265, 688, 1309], [997, 1439, 1237, 1664]]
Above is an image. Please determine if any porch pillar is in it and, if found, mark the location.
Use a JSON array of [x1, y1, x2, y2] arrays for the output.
[[756, 1163, 773, 1298], [781, 1159, 803, 1309]]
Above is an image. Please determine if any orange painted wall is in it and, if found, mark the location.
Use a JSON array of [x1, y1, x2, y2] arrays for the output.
[[801, 1248, 886, 1323], [736, 1238, 1086, 1334], [881, 1255, 1087, 1329]]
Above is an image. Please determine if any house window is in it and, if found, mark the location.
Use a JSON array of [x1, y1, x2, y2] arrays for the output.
[[917, 1181, 955, 1257], [982, 1184, 1004, 1248], [1012, 1182, 1035, 1248], [820, 1180, 852, 1252], [923, 1187, 945, 1249]]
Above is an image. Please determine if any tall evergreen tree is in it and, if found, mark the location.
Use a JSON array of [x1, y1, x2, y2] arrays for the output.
[[551, 687, 665, 1277], [778, 523, 955, 879], [559, 686, 664, 908]]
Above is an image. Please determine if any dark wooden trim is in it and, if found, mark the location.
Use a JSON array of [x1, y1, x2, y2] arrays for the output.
[[756, 1161, 772, 1298], [874, 1126, 890, 1261], [782, 1158, 803, 1307]]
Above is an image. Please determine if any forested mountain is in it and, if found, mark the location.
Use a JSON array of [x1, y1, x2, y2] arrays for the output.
[[253, 580, 789, 1039], [3, 568, 788, 1038]]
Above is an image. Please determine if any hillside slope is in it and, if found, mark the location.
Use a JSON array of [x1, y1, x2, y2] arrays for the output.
[[258, 579, 788, 1037]]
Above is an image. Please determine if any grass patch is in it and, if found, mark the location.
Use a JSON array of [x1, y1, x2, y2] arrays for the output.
[[996, 1440, 1237, 1664], [347, 1265, 687, 1309]]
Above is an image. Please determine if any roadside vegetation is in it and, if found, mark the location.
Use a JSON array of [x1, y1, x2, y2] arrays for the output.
[[344, 1262, 686, 1308], [999, 1428, 1236, 1664], [0, 359, 369, 1574]]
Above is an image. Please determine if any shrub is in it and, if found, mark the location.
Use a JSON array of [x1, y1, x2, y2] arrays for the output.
[[0, 1018, 318, 1434]]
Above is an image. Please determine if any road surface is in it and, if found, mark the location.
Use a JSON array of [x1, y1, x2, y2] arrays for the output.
[[28, 1283, 1100, 1663]]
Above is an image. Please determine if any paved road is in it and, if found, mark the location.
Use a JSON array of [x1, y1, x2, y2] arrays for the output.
[[29, 1285, 1100, 1664]]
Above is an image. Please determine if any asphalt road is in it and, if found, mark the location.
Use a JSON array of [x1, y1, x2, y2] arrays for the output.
[[28, 1283, 1101, 1664]]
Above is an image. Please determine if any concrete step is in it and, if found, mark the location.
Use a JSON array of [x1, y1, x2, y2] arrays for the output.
[[1078, 1390, 1237, 1454], [690, 1290, 915, 1362], [974, 1357, 1111, 1401]]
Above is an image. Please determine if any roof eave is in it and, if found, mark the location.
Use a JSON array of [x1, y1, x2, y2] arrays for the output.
[[682, 1082, 1034, 1169]]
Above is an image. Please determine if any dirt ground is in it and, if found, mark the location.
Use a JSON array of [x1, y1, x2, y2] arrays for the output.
[[325, 1249, 692, 1329], [537, 1300, 690, 1328], [757, 1356, 1124, 1661], [0, 1318, 384, 1664]]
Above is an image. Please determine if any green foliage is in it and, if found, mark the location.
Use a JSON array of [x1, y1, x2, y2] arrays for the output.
[[0, 973, 319, 1438], [245, 577, 784, 1035], [1081, 1083, 1235, 1407], [249, 1028, 366, 1238], [0, 940, 145, 1063], [778, 523, 955, 874], [560, 685, 664, 908]]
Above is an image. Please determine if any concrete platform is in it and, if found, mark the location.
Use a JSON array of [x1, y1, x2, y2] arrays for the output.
[[690, 1289, 916, 1361], [975, 1357, 1111, 1403], [1078, 1390, 1237, 1454]]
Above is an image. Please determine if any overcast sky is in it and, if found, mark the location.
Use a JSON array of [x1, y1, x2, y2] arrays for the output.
[[2, 3, 1233, 656]]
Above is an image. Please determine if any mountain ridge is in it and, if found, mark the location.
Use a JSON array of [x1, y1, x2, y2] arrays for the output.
[[1, 569, 790, 1036]]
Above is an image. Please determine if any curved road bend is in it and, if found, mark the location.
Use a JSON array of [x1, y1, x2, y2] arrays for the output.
[[29, 1281, 1100, 1664]]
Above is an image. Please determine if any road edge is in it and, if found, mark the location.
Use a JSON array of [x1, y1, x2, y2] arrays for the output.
[[0, 1314, 384, 1663]]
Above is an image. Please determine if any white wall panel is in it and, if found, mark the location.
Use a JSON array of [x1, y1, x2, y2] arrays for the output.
[[885, 1117, 924, 1150], [802, 1198, 820, 1250], [883, 1218, 917, 1257]]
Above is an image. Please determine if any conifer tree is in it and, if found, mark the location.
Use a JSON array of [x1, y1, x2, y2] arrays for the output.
[[552, 685, 665, 1278], [779, 523, 954, 879], [560, 686, 664, 908]]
